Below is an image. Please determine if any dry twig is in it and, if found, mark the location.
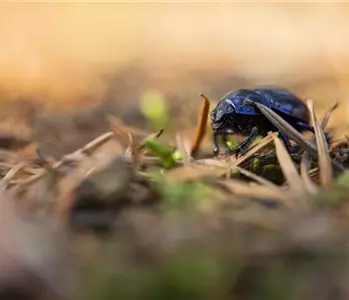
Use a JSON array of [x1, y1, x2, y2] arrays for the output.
[[191, 93, 210, 157], [232, 132, 278, 165], [196, 158, 281, 191], [11, 131, 116, 188]]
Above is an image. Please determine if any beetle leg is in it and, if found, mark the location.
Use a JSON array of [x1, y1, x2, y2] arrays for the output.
[[230, 127, 259, 158], [279, 132, 296, 154], [213, 131, 220, 155]]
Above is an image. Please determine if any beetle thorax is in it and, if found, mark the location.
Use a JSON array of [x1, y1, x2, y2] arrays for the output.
[[211, 100, 236, 121]]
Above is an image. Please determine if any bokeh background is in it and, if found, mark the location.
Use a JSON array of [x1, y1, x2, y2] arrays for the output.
[[2, 4, 349, 300], [1, 2, 349, 153]]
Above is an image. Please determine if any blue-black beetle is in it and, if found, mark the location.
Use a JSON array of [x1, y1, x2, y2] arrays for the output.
[[210, 87, 317, 156]]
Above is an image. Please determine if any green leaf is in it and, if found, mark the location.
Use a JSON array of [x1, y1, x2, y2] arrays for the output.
[[160, 181, 216, 212], [145, 138, 176, 169], [336, 171, 349, 189], [140, 89, 170, 131], [226, 140, 238, 149], [250, 158, 261, 173], [173, 149, 183, 161]]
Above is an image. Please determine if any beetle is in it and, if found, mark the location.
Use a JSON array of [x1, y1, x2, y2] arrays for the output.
[[210, 87, 319, 156]]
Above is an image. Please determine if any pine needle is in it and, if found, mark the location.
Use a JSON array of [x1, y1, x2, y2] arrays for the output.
[[319, 101, 338, 130], [300, 152, 318, 195], [248, 100, 344, 171], [307, 99, 333, 187], [232, 131, 278, 165], [274, 136, 308, 201]]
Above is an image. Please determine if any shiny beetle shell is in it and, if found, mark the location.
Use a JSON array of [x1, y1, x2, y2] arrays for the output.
[[210, 87, 315, 156], [216, 88, 310, 122]]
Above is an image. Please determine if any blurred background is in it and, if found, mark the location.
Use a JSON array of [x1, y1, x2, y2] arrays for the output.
[[2, 3, 349, 300], [1, 2, 349, 151]]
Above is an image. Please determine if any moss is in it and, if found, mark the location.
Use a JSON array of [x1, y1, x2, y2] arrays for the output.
[[262, 164, 284, 185]]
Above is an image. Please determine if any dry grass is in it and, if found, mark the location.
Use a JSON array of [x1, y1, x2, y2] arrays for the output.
[[0, 90, 345, 219]]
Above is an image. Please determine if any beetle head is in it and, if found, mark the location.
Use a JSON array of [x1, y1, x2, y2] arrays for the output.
[[210, 99, 236, 130]]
